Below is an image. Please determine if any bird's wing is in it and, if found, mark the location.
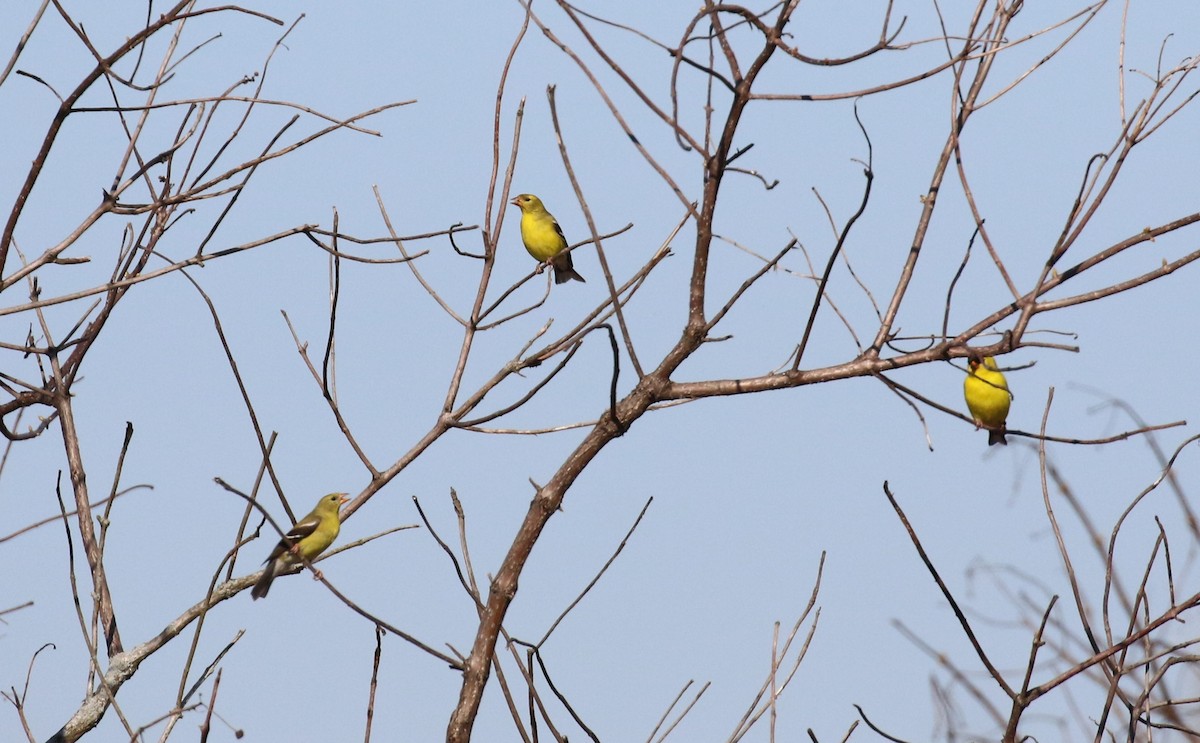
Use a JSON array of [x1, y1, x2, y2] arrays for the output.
[[284, 513, 322, 541], [265, 512, 322, 561]]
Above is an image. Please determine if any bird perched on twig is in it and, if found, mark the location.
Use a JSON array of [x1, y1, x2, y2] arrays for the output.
[[963, 356, 1011, 446], [510, 193, 586, 284], [251, 492, 349, 600]]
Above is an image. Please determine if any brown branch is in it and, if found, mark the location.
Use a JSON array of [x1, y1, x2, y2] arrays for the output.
[[536, 497, 652, 647], [0, 0, 195, 280], [0, 642, 54, 743], [532, 1, 698, 217], [364, 626, 384, 743], [52, 369, 123, 657], [51, 472, 132, 741], [853, 703, 912, 743], [0, 0, 51, 88], [728, 553, 826, 742], [447, 7, 801, 738], [0, 486, 147, 545], [794, 103, 873, 368], [547, 84, 644, 377], [412, 494, 484, 611], [0, 227, 318, 317], [281, 310, 379, 477], [197, 669, 220, 743], [530, 650, 600, 743], [892, 619, 1006, 727], [883, 481, 1014, 698], [175, 261, 295, 520]]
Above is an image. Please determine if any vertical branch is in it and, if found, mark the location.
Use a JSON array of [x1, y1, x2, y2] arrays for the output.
[[442, 99, 525, 414], [95, 422, 134, 560], [769, 622, 779, 741], [323, 209, 341, 400], [51, 366, 123, 656], [689, 3, 792, 330], [871, 0, 995, 352], [483, 2, 530, 243], [1036, 388, 1101, 659], [447, 5, 803, 740], [197, 668, 222, 743], [53, 475, 134, 740], [363, 627, 383, 743], [794, 104, 873, 369], [225, 433, 277, 580], [547, 86, 644, 377]]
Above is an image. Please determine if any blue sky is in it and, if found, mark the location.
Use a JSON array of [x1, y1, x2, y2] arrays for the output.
[[2, 2, 1199, 741]]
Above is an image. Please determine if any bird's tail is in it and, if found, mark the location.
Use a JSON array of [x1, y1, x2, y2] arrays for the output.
[[551, 253, 586, 284], [251, 560, 277, 600]]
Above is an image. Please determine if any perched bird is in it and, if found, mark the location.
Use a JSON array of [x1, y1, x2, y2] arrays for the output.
[[251, 492, 349, 600], [963, 356, 1011, 446], [510, 193, 586, 284]]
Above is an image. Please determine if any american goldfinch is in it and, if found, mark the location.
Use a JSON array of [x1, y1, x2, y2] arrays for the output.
[[510, 193, 586, 284], [251, 492, 349, 600], [963, 356, 1011, 446]]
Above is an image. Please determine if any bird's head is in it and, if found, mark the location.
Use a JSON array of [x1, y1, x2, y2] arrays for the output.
[[321, 492, 350, 509], [968, 356, 1001, 373], [510, 193, 542, 211]]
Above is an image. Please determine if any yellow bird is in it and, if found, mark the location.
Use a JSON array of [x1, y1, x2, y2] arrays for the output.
[[510, 193, 586, 284], [963, 356, 1011, 446], [251, 492, 349, 600]]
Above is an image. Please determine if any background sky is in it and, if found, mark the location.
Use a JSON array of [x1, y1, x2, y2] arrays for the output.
[[2, 1, 1199, 741]]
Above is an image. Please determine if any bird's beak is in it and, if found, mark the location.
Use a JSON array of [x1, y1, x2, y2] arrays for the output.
[[337, 494, 350, 506], [509, 196, 521, 208]]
